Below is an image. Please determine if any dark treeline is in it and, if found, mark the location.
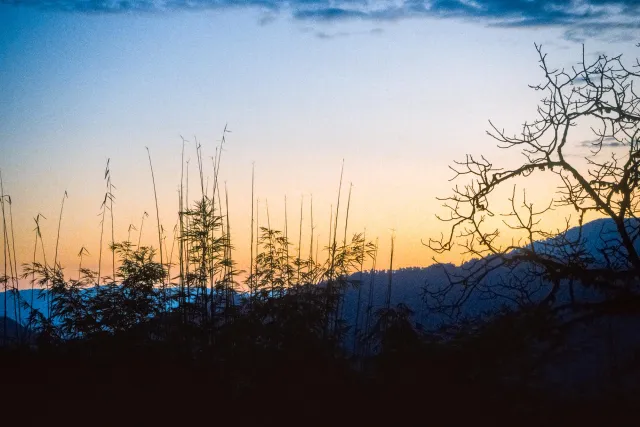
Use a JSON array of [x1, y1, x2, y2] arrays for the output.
[[3, 238, 633, 425]]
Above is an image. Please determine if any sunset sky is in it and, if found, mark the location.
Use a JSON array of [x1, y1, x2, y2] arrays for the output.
[[1, 1, 639, 283]]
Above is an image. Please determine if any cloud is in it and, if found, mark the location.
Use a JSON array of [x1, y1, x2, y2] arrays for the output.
[[258, 11, 277, 25], [295, 7, 370, 21], [2, 0, 281, 14], [4, 0, 640, 41], [579, 136, 625, 148], [313, 26, 384, 39]]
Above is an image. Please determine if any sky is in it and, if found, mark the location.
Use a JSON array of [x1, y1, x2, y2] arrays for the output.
[[1, 0, 639, 284]]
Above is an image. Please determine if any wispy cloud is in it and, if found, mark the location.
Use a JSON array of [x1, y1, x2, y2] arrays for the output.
[[579, 136, 625, 148], [4, 0, 640, 41], [312, 27, 384, 39]]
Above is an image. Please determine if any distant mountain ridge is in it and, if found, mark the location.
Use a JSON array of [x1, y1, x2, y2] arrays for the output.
[[3, 217, 638, 326]]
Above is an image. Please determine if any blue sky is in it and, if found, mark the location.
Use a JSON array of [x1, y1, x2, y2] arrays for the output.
[[1, 0, 639, 276]]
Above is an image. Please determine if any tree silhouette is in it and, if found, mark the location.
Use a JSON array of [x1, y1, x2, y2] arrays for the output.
[[428, 43, 640, 326]]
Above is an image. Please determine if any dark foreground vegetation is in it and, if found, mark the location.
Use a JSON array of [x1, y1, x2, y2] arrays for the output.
[[2, 286, 638, 425], [3, 44, 640, 424]]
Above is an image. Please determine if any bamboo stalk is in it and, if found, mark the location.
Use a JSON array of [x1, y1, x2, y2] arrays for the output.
[[138, 211, 148, 249], [0, 173, 19, 339], [284, 195, 289, 291], [329, 161, 345, 284], [7, 195, 21, 333], [53, 190, 68, 270], [265, 199, 275, 298], [127, 224, 137, 244], [385, 233, 395, 311], [325, 204, 333, 336], [78, 247, 89, 282], [255, 198, 260, 298], [328, 205, 333, 261], [326, 161, 344, 334], [225, 182, 233, 312], [353, 230, 365, 355], [249, 164, 255, 306], [335, 183, 353, 333], [145, 147, 164, 303], [297, 195, 303, 287], [1, 174, 8, 344], [109, 181, 115, 281], [185, 159, 191, 313], [97, 159, 110, 287], [179, 137, 186, 317], [194, 138, 208, 319], [30, 214, 46, 324], [179, 138, 186, 318], [364, 238, 378, 353], [309, 195, 314, 266], [98, 196, 106, 286], [342, 184, 353, 248], [168, 222, 178, 301]]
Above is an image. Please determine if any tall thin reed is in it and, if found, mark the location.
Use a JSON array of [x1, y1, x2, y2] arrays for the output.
[[309, 195, 314, 265], [127, 224, 137, 243], [138, 211, 148, 249], [102, 158, 117, 280], [168, 221, 178, 269], [297, 195, 303, 286], [327, 205, 333, 260], [77, 246, 89, 281], [211, 125, 228, 201], [193, 138, 207, 317], [265, 199, 275, 297], [329, 161, 345, 284], [97, 193, 107, 286], [215, 178, 224, 310], [255, 198, 260, 298], [352, 230, 366, 355], [249, 164, 255, 305], [385, 233, 395, 311], [179, 137, 186, 313], [109, 181, 116, 280], [224, 182, 233, 311], [335, 182, 353, 334], [146, 147, 165, 303], [324, 204, 333, 336], [284, 195, 289, 289], [1, 174, 8, 343], [364, 238, 379, 352], [185, 158, 191, 318], [7, 194, 21, 330], [185, 160, 190, 282], [167, 222, 179, 293], [342, 184, 353, 248], [30, 214, 46, 319], [0, 173, 19, 338], [97, 159, 110, 286], [53, 190, 68, 269]]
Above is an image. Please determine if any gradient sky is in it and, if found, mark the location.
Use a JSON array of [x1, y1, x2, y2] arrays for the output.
[[1, 1, 639, 283]]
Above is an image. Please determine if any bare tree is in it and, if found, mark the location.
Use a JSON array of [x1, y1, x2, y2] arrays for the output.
[[427, 43, 640, 325]]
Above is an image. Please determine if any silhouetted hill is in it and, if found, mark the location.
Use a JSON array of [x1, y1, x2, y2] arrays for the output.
[[3, 217, 638, 328]]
